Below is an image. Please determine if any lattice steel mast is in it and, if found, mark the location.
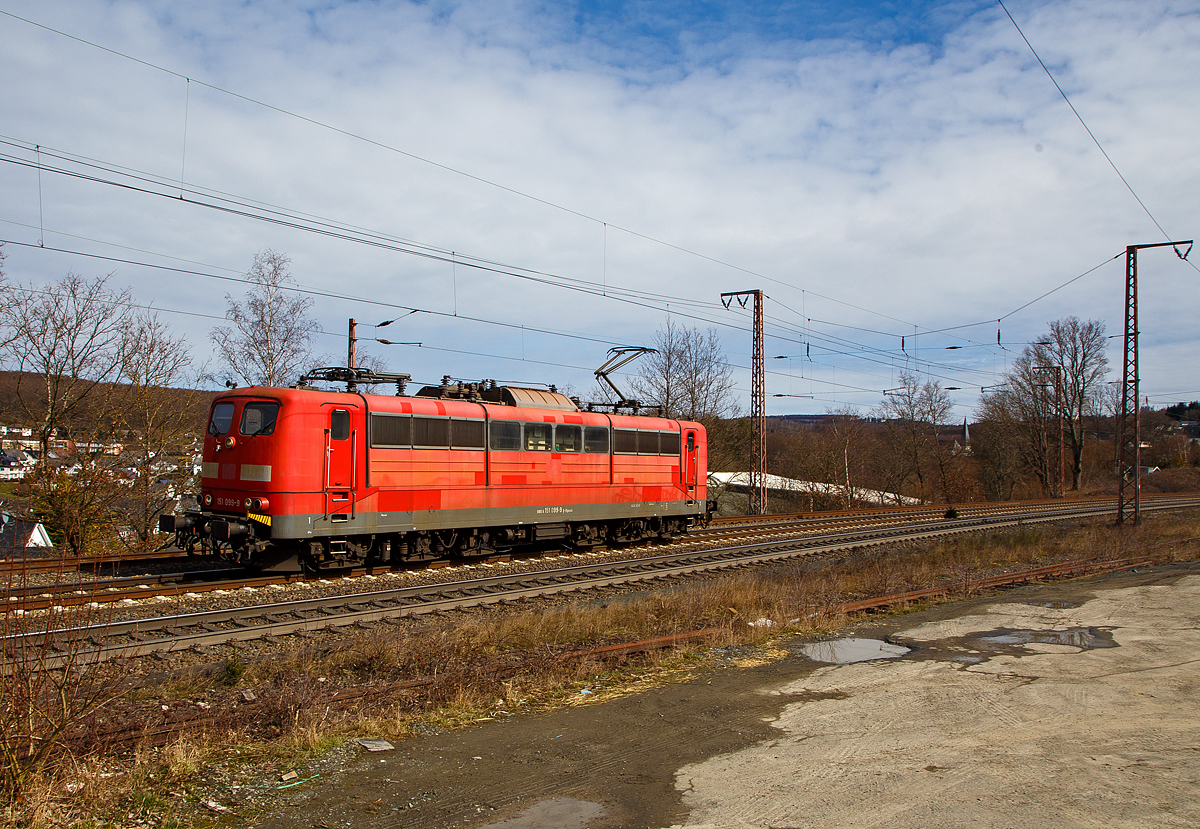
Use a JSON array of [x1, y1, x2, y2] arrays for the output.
[[722, 290, 766, 514], [1116, 240, 1192, 525]]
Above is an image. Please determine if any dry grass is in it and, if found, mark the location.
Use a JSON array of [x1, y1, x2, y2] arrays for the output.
[[5, 511, 1200, 827]]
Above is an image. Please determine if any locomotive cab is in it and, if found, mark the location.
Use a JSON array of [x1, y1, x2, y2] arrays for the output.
[[163, 392, 298, 568]]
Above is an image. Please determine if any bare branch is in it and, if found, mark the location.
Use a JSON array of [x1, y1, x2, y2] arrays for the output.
[[210, 250, 318, 387]]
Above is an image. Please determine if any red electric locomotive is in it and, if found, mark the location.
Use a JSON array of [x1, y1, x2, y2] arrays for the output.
[[163, 373, 710, 570]]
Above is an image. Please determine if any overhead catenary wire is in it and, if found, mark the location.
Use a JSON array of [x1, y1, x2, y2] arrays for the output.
[[1, 32, 1181, 405], [0, 8, 896, 315], [0, 8, 1073, 341], [2, 235, 998, 400], [0, 211, 1016, 397], [6, 5, 1193, 376], [997, 2, 1200, 280], [0, 140, 711, 313], [0, 146, 1005, 390], [1, 134, 1132, 390], [997, 0, 1172, 243]]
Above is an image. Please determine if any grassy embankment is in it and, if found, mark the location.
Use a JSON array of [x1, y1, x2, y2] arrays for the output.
[[6, 510, 1200, 828]]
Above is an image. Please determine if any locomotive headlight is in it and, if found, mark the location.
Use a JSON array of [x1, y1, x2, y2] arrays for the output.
[[252, 497, 270, 512], [244, 497, 253, 509], [224, 437, 237, 449], [203, 493, 213, 507]]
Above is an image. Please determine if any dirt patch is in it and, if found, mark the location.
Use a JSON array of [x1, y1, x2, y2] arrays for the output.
[[250, 650, 822, 828], [246, 560, 1200, 829]]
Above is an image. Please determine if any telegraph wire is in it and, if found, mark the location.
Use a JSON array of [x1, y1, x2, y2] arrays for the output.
[[0, 8, 984, 337], [10, 141, 1001, 389], [3, 236, 991, 398], [0, 238, 640, 349], [998, 0, 1173, 242], [0, 139, 717, 312], [3, 134, 1123, 379], [0, 9, 847, 306]]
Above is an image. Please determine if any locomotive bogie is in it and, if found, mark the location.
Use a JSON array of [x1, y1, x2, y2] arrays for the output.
[[166, 384, 709, 570]]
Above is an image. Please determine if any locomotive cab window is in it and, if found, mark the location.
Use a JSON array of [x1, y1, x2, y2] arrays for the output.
[[240, 402, 279, 436], [584, 426, 609, 454], [554, 424, 582, 453], [489, 420, 521, 451], [524, 422, 552, 452], [330, 409, 350, 441], [209, 402, 235, 436]]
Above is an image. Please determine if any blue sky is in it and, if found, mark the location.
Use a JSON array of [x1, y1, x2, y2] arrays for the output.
[[0, 0, 1197, 416], [563, 0, 992, 56]]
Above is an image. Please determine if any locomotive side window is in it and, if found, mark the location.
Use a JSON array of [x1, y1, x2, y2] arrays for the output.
[[524, 422, 552, 451], [554, 424, 582, 452], [370, 413, 411, 447], [413, 417, 451, 448], [330, 410, 350, 441], [240, 402, 279, 436], [637, 431, 660, 455], [660, 431, 681, 456], [451, 419, 486, 449], [613, 429, 637, 454], [489, 420, 521, 451], [686, 432, 695, 452], [584, 426, 609, 454], [209, 402, 235, 436]]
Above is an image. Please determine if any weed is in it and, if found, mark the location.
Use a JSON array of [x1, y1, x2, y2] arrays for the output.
[[218, 655, 246, 687]]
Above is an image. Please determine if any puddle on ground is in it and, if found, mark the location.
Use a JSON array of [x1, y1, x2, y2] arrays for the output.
[[475, 797, 605, 829], [799, 638, 910, 664], [1024, 599, 1084, 609], [976, 627, 1117, 650], [890, 626, 1118, 664]]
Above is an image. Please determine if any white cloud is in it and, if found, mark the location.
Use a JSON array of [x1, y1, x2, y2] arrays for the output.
[[0, 0, 1197, 413]]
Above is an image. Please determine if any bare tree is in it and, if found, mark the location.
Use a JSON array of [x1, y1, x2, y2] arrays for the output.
[[824, 407, 866, 508], [977, 355, 1055, 496], [210, 250, 318, 387], [0, 273, 133, 461], [629, 319, 737, 423], [876, 372, 953, 502], [1031, 317, 1108, 490], [977, 317, 1109, 495], [970, 410, 1025, 500], [110, 313, 204, 551]]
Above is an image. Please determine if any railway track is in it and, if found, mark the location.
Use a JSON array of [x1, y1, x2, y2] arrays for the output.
[[4, 495, 1159, 611], [15, 495, 1200, 664], [0, 494, 1175, 579], [0, 547, 191, 577]]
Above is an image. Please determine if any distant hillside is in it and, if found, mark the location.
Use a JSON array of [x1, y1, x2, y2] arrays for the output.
[[0, 371, 218, 436]]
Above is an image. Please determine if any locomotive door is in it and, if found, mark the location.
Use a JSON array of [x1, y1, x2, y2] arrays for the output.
[[683, 430, 698, 496], [325, 406, 360, 516]]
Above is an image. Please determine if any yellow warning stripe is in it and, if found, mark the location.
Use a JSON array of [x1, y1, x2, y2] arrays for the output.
[[247, 512, 272, 527]]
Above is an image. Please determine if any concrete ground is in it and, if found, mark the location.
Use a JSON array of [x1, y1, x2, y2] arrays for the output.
[[251, 560, 1200, 829]]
